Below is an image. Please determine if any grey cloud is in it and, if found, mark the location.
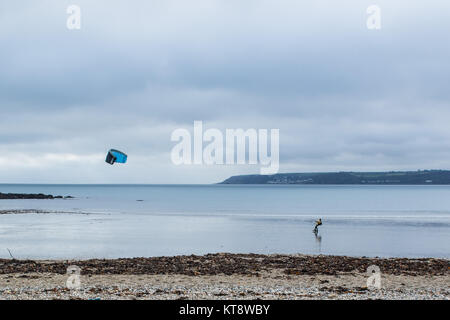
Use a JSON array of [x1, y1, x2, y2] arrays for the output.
[[0, 0, 449, 183]]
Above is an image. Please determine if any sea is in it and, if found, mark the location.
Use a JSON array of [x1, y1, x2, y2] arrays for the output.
[[0, 184, 449, 259]]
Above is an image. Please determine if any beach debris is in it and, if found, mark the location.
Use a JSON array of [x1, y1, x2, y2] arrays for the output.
[[0, 254, 447, 277], [6, 248, 15, 260]]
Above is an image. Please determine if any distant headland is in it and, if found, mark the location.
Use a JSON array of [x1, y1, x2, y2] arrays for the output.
[[220, 170, 450, 184]]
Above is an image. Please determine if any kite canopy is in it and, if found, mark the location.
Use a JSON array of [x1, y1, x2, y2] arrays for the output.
[[105, 149, 127, 165]]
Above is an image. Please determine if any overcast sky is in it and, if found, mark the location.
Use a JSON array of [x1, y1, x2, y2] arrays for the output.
[[1, 0, 449, 183]]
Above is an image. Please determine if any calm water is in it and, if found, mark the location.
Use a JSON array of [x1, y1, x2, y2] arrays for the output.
[[0, 184, 449, 259]]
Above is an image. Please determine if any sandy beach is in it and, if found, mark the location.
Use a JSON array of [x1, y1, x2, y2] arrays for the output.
[[0, 253, 448, 300]]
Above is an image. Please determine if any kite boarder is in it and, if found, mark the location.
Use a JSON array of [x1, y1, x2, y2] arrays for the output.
[[313, 218, 322, 234]]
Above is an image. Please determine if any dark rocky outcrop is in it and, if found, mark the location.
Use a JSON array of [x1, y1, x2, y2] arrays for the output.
[[0, 193, 73, 200]]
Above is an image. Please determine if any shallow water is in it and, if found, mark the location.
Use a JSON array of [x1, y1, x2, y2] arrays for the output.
[[0, 184, 449, 259]]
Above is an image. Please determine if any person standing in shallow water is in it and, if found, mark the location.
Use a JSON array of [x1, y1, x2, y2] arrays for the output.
[[313, 218, 322, 233]]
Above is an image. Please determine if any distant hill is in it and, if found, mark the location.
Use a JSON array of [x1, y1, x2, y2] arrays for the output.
[[219, 170, 450, 184]]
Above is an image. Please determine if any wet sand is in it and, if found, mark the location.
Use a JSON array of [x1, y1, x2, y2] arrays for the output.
[[0, 253, 448, 300]]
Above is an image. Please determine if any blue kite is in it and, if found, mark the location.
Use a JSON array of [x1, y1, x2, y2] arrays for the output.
[[105, 149, 127, 165]]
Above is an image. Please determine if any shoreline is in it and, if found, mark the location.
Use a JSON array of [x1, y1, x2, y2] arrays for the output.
[[1, 253, 448, 300]]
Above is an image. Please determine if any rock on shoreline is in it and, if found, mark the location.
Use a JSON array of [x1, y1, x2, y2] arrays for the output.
[[0, 193, 73, 200]]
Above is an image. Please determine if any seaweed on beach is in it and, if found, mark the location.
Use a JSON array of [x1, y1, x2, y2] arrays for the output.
[[0, 253, 448, 276]]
